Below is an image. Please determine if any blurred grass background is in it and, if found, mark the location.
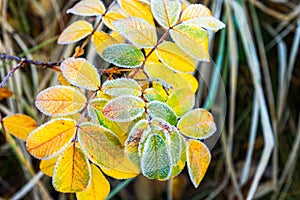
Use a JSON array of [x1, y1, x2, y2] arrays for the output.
[[0, 0, 299, 199]]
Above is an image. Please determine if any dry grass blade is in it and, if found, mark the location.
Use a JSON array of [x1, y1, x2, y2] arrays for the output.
[[231, 1, 274, 199]]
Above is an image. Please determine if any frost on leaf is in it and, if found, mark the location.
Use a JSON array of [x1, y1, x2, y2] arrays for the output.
[[67, 0, 106, 16], [102, 44, 145, 68], [60, 58, 100, 90], [52, 144, 91, 193], [102, 78, 142, 97], [177, 108, 216, 139], [26, 118, 76, 159], [102, 95, 145, 122], [35, 86, 86, 116], [147, 100, 177, 125]]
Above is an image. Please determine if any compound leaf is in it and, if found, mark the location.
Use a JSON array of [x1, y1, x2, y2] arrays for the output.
[[60, 58, 100, 90], [76, 164, 110, 200], [155, 41, 196, 72], [3, 114, 38, 140], [35, 86, 87, 116], [58, 20, 93, 44], [67, 0, 105, 16], [40, 156, 58, 177], [102, 78, 142, 97], [92, 31, 119, 56], [147, 101, 177, 125], [103, 95, 145, 122], [26, 118, 76, 159], [186, 139, 211, 188], [151, 0, 181, 28], [53, 144, 91, 193], [102, 44, 145, 68], [114, 17, 157, 48], [141, 134, 172, 180], [181, 4, 212, 21], [166, 88, 195, 117], [170, 23, 209, 61], [177, 108, 216, 139]]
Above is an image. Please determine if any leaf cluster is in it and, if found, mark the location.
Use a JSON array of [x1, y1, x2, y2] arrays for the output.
[[2, 0, 225, 199]]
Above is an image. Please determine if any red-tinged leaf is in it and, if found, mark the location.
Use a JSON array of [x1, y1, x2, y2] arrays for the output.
[[35, 85, 87, 116], [26, 118, 76, 159], [3, 114, 38, 140], [186, 139, 211, 188]]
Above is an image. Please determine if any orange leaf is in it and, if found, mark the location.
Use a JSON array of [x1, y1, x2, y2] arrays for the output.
[[3, 114, 38, 140], [0, 87, 13, 100], [26, 118, 76, 159], [53, 144, 91, 193], [186, 139, 211, 188], [35, 85, 87, 116], [58, 20, 93, 44]]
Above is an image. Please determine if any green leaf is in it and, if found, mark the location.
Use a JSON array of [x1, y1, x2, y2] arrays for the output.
[[151, 0, 181, 28], [177, 108, 216, 139], [147, 100, 177, 125], [170, 23, 209, 61], [103, 95, 145, 122], [125, 119, 150, 167], [166, 88, 195, 117], [186, 139, 211, 188], [141, 134, 172, 180], [113, 17, 157, 48], [171, 134, 186, 177], [143, 88, 165, 102], [102, 44, 145, 68], [102, 78, 142, 97]]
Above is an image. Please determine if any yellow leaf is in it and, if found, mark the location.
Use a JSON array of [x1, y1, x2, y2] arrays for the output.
[[110, 31, 125, 43], [144, 63, 194, 92], [67, 0, 105, 16], [78, 123, 139, 175], [76, 164, 110, 200], [144, 48, 159, 63], [58, 72, 71, 86], [181, 4, 212, 21], [53, 144, 91, 193], [184, 17, 225, 31], [103, 10, 127, 31], [178, 72, 198, 93], [117, 0, 154, 26], [58, 20, 93, 44], [26, 118, 76, 159], [170, 23, 209, 61], [3, 114, 38, 140], [92, 31, 118, 56], [101, 156, 140, 179], [60, 58, 100, 90], [186, 139, 211, 188], [40, 156, 58, 177], [151, 0, 181, 28], [35, 85, 87, 116], [155, 41, 196, 72], [113, 17, 157, 48], [0, 87, 13, 100]]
